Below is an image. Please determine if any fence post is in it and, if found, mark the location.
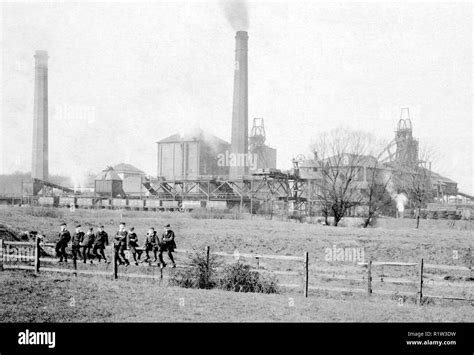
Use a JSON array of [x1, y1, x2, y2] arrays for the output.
[[34, 236, 40, 274], [256, 256, 260, 270], [73, 256, 77, 277], [113, 249, 118, 280], [304, 252, 309, 298], [206, 246, 210, 280], [0, 239, 3, 271], [367, 260, 372, 296], [418, 258, 424, 305]]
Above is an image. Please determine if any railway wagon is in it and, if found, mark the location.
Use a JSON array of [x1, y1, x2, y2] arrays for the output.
[[182, 200, 203, 211], [144, 199, 161, 210], [128, 199, 144, 209], [76, 197, 94, 208], [38, 196, 58, 207], [161, 200, 180, 210], [206, 200, 227, 210], [99, 199, 111, 208], [112, 198, 127, 209], [58, 197, 77, 208]]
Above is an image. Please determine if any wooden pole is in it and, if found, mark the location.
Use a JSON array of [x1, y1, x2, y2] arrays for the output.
[[206, 245, 210, 272], [304, 252, 309, 297], [418, 258, 424, 305], [73, 256, 77, 277], [0, 239, 3, 271], [256, 256, 259, 270], [113, 249, 118, 280], [34, 236, 40, 274], [367, 260, 372, 296]]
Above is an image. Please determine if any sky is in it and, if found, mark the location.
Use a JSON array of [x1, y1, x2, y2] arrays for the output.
[[0, 0, 472, 194]]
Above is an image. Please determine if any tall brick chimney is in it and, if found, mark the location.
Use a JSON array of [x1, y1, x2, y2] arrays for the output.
[[229, 31, 249, 178], [32, 50, 49, 193]]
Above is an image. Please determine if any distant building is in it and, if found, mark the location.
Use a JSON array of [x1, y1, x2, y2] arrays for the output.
[[94, 167, 125, 198], [157, 130, 231, 180], [112, 163, 146, 195]]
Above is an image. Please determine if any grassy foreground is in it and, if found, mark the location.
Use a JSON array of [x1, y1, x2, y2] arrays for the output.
[[0, 271, 472, 322]]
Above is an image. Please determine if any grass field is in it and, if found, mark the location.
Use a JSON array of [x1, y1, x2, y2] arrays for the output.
[[1, 271, 472, 322], [0, 206, 472, 322]]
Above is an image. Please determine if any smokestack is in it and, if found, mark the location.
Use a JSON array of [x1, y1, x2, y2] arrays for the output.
[[32, 50, 49, 188], [229, 31, 248, 178]]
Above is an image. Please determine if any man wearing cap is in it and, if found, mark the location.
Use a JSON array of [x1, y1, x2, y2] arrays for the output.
[[159, 224, 177, 268], [93, 226, 109, 263], [55, 223, 71, 263], [143, 227, 159, 263], [71, 225, 84, 261], [81, 227, 96, 264], [114, 222, 129, 266], [128, 227, 142, 266]]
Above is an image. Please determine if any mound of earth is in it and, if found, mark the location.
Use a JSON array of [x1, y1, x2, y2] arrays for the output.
[[0, 224, 30, 242]]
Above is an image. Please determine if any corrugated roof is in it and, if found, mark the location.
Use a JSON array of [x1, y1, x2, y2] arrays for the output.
[[157, 129, 229, 146], [113, 163, 145, 175], [95, 167, 122, 181]]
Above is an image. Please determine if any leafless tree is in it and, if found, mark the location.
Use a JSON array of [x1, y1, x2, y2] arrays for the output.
[[394, 146, 435, 228], [362, 160, 394, 228], [311, 128, 374, 226]]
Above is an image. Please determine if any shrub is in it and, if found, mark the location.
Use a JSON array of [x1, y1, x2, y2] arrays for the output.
[[169, 250, 222, 289], [218, 263, 279, 294]]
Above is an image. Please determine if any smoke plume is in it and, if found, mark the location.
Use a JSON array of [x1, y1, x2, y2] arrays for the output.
[[221, 0, 249, 31]]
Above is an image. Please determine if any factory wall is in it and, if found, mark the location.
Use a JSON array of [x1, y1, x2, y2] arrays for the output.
[[157, 139, 230, 180], [250, 145, 277, 172]]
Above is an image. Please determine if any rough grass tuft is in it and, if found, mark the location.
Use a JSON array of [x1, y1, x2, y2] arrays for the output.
[[169, 250, 278, 294]]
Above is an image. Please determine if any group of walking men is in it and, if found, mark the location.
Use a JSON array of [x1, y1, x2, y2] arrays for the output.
[[55, 222, 177, 269]]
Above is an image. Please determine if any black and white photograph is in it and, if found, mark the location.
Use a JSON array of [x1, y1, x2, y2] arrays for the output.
[[0, 0, 472, 352]]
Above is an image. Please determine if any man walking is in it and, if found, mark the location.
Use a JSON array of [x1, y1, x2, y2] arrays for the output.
[[128, 227, 142, 266], [143, 227, 159, 263], [159, 224, 177, 268], [114, 222, 129, 266], [71, 225, 84, 261], [55, 223, 71, 263], [93, 225, 109, 263], [82, 227, 95, 264]]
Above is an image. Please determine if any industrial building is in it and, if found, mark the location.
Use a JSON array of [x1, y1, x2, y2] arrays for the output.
[[156, 31, 277, 182], [15, 33, 470, 219], [157, 130, 231, 180]]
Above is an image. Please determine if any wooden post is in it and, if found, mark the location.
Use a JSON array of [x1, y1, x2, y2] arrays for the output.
[[303, 252, 309, 297], [367, 260, 372, 296], [256, 257, 259, 270], [206, 245, 210, 275], [0, 239, 3, 271], [34, 236, 40, 274], [113, 249, 118, 280], [418, 258, 424, 305], [73, 256, 77, 277]]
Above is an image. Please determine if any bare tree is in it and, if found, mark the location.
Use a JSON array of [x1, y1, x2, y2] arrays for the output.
[[362, 160, 394, 228], [394, 147, 435, 228], [311, 128, 374, 226]]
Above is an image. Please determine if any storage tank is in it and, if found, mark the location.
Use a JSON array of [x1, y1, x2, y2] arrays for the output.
[[94, 167, 125, 198]]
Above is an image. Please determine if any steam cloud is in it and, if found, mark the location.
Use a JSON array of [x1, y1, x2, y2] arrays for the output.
[[384, 173, 408, 214], [221, 0, 249, 31]]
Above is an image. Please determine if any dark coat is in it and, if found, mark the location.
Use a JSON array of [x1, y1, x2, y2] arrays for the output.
[[95, 231, 109, 246], [71, 232, 84, 246], [160, 230, 176, 251], [57, 230, 71, 246], [128, 232, 139, 248], [114, 230, 128, 248]]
